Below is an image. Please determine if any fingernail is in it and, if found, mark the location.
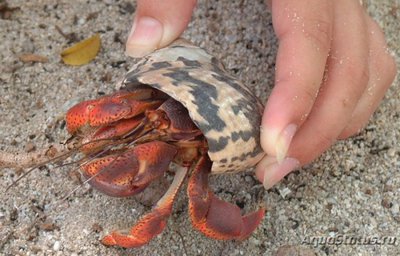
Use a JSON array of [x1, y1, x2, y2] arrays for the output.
[[255, 156, 300, 190], [275, 124, 297, 163], [126, 16, 163, 58]]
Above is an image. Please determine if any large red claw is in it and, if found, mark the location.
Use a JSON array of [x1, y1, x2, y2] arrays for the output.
[[188, 156, 265, 240], [88, 97, 162, 127], [66, 99, 97, 134], [65, 96, 133, 135], [65, 89, 163, 135], [101, 165, 188, 248], [81, 141, 177, 197]]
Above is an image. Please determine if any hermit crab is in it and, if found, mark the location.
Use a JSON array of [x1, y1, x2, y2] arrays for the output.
[[65, 39, 266, 248]]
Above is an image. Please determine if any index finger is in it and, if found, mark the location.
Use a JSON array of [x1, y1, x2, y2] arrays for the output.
[[261, 0, 333, 161]]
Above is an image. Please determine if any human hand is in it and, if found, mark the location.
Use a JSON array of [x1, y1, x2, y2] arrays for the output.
[[125, 0, 397, 189]]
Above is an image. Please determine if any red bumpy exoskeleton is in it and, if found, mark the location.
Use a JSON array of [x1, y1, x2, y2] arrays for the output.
[[66, 86, 264, 248]]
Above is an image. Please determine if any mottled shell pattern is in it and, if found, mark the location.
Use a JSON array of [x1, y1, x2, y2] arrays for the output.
[[120, 39, 265, 174]]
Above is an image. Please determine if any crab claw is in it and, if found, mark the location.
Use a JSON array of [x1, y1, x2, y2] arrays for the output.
[[101, 165, 188, 248], [81, 141, 177, 197], [66, 89, 163, 135], [188, 156, 265, 240], [80, 116, 143, 154]]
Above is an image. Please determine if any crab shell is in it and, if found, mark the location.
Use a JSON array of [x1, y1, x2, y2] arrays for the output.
[[120, 39, 265, 174]]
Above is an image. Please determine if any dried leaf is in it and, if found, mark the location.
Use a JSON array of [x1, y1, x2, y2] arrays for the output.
[[39, 221, 59, 231], [18, 53, 49, 63], [0, 2, 19, 20], [61, 34, 101, 66]]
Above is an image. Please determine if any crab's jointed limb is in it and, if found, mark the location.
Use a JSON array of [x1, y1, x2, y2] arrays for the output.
[[188, 155, 265, 240], [66, 87, 165, 135], [101, 165, 188, 248], [100, 153, 264, 248]]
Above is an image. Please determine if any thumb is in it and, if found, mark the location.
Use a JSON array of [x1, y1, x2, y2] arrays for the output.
[[126, 0, 197, 57]]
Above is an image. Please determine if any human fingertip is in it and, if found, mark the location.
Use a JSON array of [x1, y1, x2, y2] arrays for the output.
[[275, 124, 297, 163], [255, 156, 300, 190], [261, 123, 297, 163], [126, 16, 163, 58]]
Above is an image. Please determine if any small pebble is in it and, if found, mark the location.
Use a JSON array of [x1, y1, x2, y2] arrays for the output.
[[364, 188, 373, 195], [278, 187, 292, 198], [9, 208, 18, 221], [383, 184, 393, 192], [249, 237, 261, 246], [53, 241, 61, 251], [387, 148, 396, 157], [391, 203, 399, 215], [77, 17, 86, 25], [381, 198, 393, 209], [91, 223, 103, 233], [244, 175, 253, 183], [25, 142, 36, 152]]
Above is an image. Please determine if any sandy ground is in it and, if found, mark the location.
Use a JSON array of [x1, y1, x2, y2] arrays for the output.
[[0, 0, 399, 255]]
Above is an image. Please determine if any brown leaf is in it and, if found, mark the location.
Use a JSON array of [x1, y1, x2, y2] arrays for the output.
[[61, 34, 101, 66], [0, 2, 19, 20], [39, 221, 59, 231], [18, 53, 49, 63]]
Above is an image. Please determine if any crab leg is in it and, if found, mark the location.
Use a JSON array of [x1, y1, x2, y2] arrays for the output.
[[80, 116, 144, 154], [101, 165, 188, 248], [188, 155, 265, 240]]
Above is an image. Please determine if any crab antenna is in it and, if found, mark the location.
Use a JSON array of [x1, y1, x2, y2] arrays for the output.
[[36, 121, 155, 203], [58, 132, 154, 169], [4, 148, 75, 193], [57, 141, 127, 202], [53, 143, 112, 169], [58, 128, 156, 203], [58, 144, 133, 202], [4, 131, 144, 193], [121, 122, 147, 140], [4, 136, 118, 193], [53, 135, 137, 169], [58, 175, 89, 203]]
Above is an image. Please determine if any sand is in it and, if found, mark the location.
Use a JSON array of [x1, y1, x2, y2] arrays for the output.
[[1, 0, 399, 255]]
